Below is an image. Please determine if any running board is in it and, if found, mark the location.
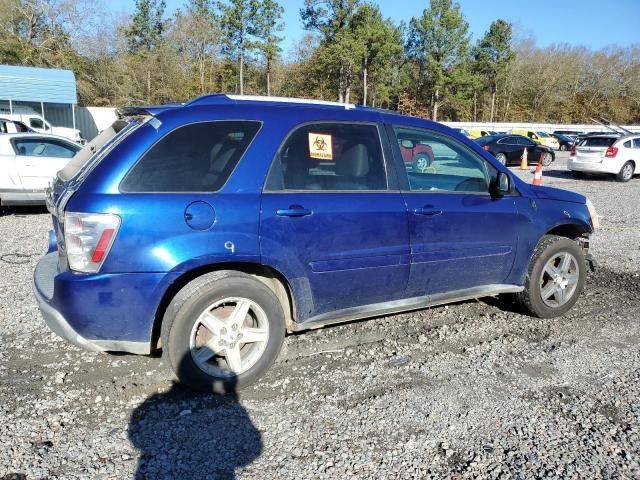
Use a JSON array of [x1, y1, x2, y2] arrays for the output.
[[291, 284, 524, 332]]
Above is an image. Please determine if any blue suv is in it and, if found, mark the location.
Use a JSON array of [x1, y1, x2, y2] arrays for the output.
[[33, 95, 598, 392]]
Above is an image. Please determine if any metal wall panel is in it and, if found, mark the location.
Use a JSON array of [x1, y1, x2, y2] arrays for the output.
[[0, 65, 77, 104]]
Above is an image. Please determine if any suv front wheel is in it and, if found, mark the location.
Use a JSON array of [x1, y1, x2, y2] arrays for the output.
[[162, 271, 286, 393], [517, 235, 586, 318]]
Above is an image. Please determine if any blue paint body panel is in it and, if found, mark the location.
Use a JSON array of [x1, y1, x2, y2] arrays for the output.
[[33, 95, 596, 348]]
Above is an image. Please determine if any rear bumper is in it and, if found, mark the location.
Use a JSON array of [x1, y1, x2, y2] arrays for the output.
[[567, 157, 619, 174], [32, 251, 173, 354]]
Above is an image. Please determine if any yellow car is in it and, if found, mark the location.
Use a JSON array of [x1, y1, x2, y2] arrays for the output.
[[511, 129, 560, 150]]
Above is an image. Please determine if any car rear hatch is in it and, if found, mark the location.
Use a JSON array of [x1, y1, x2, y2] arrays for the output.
[[46, 107, 169, 269], [575, 136, 617, 162]]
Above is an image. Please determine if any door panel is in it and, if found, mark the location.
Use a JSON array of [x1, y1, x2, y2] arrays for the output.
[[261, 193, 410, 320], [15, 155, 67, 190], [388, 125, 520, 297], [260, 121, 410, 322]]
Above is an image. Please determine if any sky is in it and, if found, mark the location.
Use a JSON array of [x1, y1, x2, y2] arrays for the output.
[[110, 0, 640, 56]]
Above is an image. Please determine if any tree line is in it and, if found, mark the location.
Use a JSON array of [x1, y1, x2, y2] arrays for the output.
[[1, 0, 639, 124]]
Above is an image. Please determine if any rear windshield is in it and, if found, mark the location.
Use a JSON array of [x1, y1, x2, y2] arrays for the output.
[[58, 119, 131, 181], [579, 137, 617, 147], [120, 121, 261, 193]]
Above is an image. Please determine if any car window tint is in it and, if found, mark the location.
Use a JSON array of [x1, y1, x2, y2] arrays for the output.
[[265, 123, 387, 191], [633, 139, 640, 149], [624, 141, 632, 148], [391, 126, 489, 193], [121, 121, 261, 193], [29, 118, 44, 129], [580, 137, 617, 147], [13, 139, 79, 158]]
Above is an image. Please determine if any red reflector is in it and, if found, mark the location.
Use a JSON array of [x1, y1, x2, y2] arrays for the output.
[[91, 228, 115, 263], [605, 146, 618, 158], [483, 145, 490, 151], [570, 145, 576, 156]]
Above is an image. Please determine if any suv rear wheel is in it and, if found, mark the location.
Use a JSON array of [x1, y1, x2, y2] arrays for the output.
[[162, 271, 285, 393], [516, 235, 586, 318]]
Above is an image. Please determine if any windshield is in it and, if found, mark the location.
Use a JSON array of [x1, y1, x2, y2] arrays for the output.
[[536, 131, 551, 138], [474, 136, 493, 145], [58, 119, 133, 182]]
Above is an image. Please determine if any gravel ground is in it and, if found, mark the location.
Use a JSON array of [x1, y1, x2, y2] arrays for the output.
[[1, 152, 639, 479]]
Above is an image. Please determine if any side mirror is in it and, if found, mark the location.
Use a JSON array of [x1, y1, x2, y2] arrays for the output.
[[492, 171, 512, 196]]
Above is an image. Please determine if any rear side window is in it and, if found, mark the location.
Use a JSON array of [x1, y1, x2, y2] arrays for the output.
[[579, 137, 617, 147], [121, 121, 260, 193], [265, 123, 387, 191], [633, 139, 640, 149]]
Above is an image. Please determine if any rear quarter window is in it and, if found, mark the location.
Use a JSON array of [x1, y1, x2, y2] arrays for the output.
[[120, 121, 261, 193]]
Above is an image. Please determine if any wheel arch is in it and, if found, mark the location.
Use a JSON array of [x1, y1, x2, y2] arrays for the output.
[[151, 262, 296, 352], [545, 222, 590, 240]]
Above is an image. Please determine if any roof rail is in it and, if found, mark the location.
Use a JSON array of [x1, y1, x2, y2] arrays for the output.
[[186, 93, 356, 110]]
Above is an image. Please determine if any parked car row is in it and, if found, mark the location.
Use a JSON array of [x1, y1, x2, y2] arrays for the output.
[[474, 134, 555, 166]]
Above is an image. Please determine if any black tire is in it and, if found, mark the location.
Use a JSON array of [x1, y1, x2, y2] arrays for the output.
[[616, 161, 634, 182], [495, 153, 507, 165], [559, 144, 567, 151], [516, 235, 586, 318], [162, 271, 286, 394], [412, 153, 431, 172], [542, 152, 554, 166]]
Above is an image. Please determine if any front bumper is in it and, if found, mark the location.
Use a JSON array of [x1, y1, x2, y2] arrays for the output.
[[32, 251, 171, 354]]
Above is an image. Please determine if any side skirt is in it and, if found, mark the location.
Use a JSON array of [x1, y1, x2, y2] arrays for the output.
[[290, 284, 524, 333]]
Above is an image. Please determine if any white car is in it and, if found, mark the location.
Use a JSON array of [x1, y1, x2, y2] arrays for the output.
[[0, 113, 83, 143], [568, 134, 639, 182], [0, 133, 81, 205]]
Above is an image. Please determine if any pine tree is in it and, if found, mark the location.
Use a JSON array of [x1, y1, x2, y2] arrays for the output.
[[125, 0, 166, 53], [253, 0, 284, 96]]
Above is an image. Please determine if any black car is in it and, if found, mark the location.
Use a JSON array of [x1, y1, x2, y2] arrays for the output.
[[550, 133, 574, 151], [474, 134, 555, 166]]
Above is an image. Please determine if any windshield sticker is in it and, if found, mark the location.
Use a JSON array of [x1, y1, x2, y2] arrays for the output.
[[308, 133, 333, 160]]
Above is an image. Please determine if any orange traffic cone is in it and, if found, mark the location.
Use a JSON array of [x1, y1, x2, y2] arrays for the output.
[[533, 161, 543, 185], [520, 147, 528, 170]]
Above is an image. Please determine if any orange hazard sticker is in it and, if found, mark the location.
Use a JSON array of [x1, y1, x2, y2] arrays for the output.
[[308, 133, 333, 160]]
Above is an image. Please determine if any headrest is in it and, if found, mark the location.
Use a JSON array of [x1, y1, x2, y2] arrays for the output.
[[336, 143, 369, 177]]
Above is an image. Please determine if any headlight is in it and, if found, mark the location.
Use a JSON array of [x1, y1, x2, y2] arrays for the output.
[[586, 198, 599, 230]]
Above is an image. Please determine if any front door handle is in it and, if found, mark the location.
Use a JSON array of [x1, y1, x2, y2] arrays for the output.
[[276, 205, 312, 217], [413, 207, 443, 216]]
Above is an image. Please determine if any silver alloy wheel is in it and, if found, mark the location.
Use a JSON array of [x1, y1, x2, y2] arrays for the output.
[[542, 152, 553, 166], [189, 297, 270, 377], [622, 163, 634, 181], [496, 153, 507, 165], [539, 252, 579, 308]]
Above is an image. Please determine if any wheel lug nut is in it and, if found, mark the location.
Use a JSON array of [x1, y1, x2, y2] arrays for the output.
[[232, 324, 238, 331], [220, 328, 227, 335]]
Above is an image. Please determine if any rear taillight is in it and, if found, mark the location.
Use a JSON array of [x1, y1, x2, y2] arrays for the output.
[[605, 146, 618, 158], [64, 212, 120, 273], [570, 145, 576, 156], [483, 145, 490, 151]]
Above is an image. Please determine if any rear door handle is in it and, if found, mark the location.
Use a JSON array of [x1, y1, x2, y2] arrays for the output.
[[276, 205, 312, 217], [413, 207, 443, 216]]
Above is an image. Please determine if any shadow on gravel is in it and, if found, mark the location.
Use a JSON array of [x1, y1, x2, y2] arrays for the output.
[[0, 205, 48, 217], [129, 374, 262, 480]]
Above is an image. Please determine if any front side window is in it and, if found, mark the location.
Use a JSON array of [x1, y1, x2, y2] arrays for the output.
[[392, 126, 490, 193], [265, 122, 387, 191], [29, 118, 44, 129], [121, 121, 260, 193], [13, 139, 80, 158]]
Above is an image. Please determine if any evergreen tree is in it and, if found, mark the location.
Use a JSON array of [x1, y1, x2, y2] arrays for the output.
[[473, 19, 514, 122], [125, 0, 166, 53], [219, 0, 259, 95], [407, 0, 470, 120], [253, 0, 284, 96]]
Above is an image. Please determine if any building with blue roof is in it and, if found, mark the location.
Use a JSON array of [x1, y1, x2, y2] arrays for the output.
[[0, 64, 79, 129]]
